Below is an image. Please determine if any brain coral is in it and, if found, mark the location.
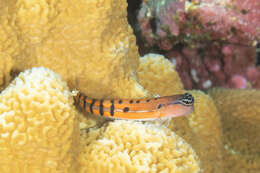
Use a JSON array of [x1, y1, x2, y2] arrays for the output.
[[0, 67, 79, 172], [79, 120, 200, 173]]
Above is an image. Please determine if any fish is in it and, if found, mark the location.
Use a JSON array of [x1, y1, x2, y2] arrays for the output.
[[73, 92, 194, 121]]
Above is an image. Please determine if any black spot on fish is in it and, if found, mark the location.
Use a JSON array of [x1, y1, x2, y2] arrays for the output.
[[123, 107, 129, 112], [157, 104, 162, 109]]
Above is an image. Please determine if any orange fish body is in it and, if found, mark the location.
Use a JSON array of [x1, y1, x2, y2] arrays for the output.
[[74, 92, 194, 121]]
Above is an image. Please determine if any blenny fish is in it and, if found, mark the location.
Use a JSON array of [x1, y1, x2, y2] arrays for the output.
[[73, 92, 194, 121]]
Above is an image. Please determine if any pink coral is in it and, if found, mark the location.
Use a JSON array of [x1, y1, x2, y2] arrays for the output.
[[136, 0, 260, 90], [194, 0, 260, 42], [246, 66, 260, 87], [229, 75, 249, 89], [156, 0, 185, 37]]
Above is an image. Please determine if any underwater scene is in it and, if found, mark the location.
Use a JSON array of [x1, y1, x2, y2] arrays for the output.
[[0, 0, 259, 172]]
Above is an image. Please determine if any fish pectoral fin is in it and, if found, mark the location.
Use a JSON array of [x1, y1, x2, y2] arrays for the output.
[[156, 117, 171, 127]]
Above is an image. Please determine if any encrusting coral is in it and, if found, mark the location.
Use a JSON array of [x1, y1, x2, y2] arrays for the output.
[[0, 67, 79, 172], [208, 88, 260, 173], [136, 0, 260, 89]]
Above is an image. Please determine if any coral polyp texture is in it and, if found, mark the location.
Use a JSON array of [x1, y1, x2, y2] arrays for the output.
[[137, 53, 184, 96], [136, 0, 260, 90], [0, 67, 79, 172], [79, 121, 200, 173]]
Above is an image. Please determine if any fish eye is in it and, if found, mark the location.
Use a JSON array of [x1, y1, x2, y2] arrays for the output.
[[180, 93, 194, 106]]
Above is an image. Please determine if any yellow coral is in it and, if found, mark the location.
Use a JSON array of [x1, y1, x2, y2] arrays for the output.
[[176, 90, 223, 173], [0, 67, 79, 172], [208, 88, 260, 172], [0, 0, 241, 172], [78, 120, 200, 173], [0, 0, 146, 98], [208, 88, 260, 125], [137, 53, 184, 96], [0, 53, 14, 90], [0, 65, 202, 173], [136, 54, 224, 172]]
